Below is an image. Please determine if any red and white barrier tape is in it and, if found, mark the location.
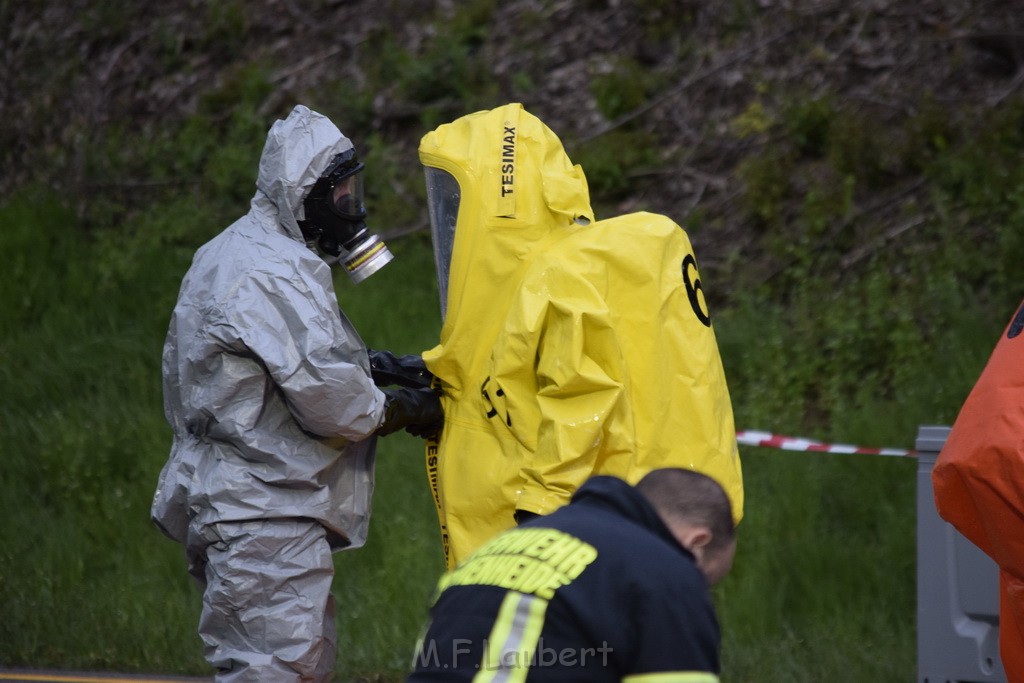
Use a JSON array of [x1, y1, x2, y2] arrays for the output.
[[736, 430, 917, 458]]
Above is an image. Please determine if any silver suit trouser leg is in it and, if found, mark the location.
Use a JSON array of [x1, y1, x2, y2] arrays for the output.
[[189, 518, 337, 682]]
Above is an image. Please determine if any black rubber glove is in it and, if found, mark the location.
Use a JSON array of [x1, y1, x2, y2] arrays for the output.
[[377, 387, 444, 439], [515, 509, 540, 525], [367, 349, 433, 388]]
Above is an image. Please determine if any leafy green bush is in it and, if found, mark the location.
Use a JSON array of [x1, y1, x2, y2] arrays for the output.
[[590, 56, 659, 121], [572, 129, 660, 201], [357, 0, 500, 130]]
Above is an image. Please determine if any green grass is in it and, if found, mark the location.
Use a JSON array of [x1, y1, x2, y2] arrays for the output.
[[717, 450, 917, 682], [0, 180, 1007, 683]]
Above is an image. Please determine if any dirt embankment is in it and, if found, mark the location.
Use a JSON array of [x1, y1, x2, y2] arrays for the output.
[[4, 1, 1023, 275]]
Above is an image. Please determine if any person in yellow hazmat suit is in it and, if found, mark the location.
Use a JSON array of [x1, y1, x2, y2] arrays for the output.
[[419, 102, 742, 568]]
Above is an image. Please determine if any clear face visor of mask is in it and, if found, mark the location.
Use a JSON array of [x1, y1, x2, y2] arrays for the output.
[[330, 171, 366, 220], [424, 166, 461, 319]]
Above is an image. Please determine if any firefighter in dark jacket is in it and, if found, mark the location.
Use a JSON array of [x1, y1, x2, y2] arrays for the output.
[[407, 468, 736, 682]]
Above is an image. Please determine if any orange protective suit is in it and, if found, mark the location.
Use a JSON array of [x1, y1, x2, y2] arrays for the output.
[[932, 299, 1024, 680]]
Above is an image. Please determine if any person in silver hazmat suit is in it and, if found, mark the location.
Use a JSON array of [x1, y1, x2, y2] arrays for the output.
[[151, 104, 442, 682]]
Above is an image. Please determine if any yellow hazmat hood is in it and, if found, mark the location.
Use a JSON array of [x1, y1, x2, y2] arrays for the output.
[[418, 103, 593, 566], [419, 102, 594, 395]]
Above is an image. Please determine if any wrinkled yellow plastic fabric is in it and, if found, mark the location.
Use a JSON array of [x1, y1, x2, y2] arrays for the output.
[[419, 103, 742, 569], [486, 212, 743, 522], [420, 103, 594, 568]]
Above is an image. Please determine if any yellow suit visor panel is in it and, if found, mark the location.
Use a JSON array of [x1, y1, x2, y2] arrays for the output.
[[622, 673, 720, 683]]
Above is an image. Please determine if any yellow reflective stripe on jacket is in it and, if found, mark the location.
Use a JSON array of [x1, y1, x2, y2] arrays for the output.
[[472, 591, 548, 683], [622, 673, 720, 683]]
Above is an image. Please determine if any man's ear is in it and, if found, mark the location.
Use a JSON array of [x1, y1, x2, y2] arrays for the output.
[[672, 524, 712, 555]]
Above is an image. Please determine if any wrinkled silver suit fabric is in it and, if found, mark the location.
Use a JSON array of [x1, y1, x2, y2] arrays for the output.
[[151, 104, 385, 680], [191, 519, 336, 682]]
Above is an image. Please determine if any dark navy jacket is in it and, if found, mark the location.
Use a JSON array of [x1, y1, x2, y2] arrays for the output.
[[408, 475, 722, 682]]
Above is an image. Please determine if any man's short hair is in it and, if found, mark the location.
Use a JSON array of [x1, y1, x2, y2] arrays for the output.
[[635, 468, 735, 550]]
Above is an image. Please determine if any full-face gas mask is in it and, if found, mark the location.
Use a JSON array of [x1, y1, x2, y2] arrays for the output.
[[300, 148, 393, 283]]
